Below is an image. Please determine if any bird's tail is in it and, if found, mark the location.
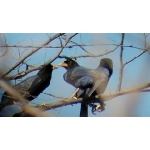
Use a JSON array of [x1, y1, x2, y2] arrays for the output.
[[75, 89, 88, 117], [80, 102, 88, 117]]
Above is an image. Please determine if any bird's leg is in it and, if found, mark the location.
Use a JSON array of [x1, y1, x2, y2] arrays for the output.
[[89, 103, 97, 115], [94, 103, 105, 112], [89, 101, 106, 114], [80, 95, 89, 117], [71, 88, 80, 99], [98, 100, 106, 111], [87, 79, 103, 97]]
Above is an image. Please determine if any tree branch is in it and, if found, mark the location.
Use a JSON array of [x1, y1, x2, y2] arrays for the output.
[[38, 82, 150, 110], [4, 34, 78, 80], [0, 80, 52, 117], [1, 44, 150, 51], [45, 33, 78, 65], [60, 46, 119, 59], [123, 50, 147, 66], [117, 33, 125, 91], [1, 33, 65, 77]]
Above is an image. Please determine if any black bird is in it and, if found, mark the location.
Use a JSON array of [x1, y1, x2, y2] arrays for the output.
[[59, 57, 113, 117], [0, 64, 57, 116]]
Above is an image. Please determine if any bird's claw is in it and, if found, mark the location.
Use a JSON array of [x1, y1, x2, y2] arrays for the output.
[[72, 96, 77, 99], [40, 103, 48, 108], [92, 106, 97, 115], [96, 104, 105, 112], [91, 104, 105, 115]]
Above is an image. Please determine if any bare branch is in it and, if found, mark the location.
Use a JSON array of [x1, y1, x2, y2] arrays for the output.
[[117, 33, 125, 91], [1, 33, 65, 77], [5, 33, 78, 80], [1, 43, 149, 52], [42, 92, 68, 99], [6, 66, 41, 80], [45, 33, 78, 65], [70, 40, 96, 56], [38, 82, 150, 110], [61, 46, 119, 59], [123, 50, 147, 66], [0, 80, 52, 117], [144, 33, 147, 49]]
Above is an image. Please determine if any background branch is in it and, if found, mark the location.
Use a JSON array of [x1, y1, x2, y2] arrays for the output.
[[0, 80, 52, 117], [1, 33, 64, 77], [117, 33, 125, 91]]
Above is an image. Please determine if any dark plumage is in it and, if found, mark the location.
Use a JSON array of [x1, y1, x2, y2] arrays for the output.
[[0, 64, 57, 116], [59, 57, 113, 117]]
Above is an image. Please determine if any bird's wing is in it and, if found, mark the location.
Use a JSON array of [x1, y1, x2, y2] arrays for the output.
[[69, 67, 91, 79], [27, 75, 50, 96], [75, 76, 93, 89], [65, 66, 109, 96], [0, 75, 38, 110], [86, 78, 105, 97], [78, 68, 109, 97], [14, 75, 38, 92], [0, 103, 23, 117], [94, 67, 110, 94]]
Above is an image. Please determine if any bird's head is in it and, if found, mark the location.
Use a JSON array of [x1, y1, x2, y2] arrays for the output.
[[100, 58, 113, 76], [38, 64, 58, 75], [58, 57, 79, 69]]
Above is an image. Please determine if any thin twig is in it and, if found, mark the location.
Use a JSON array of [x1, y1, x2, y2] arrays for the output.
[[5, 33, 78, 80], [45, 33, 78, 65], [123, 50, 147, 66], [117, 33, 125, 91], [42, 92, 68, 99], [70, 40, 96, 56], [2, 33, 65, 77], [61, 46, 119, 59]]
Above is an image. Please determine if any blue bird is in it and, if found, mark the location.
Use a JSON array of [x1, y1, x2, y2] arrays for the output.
[[59, 57, 113, 117]]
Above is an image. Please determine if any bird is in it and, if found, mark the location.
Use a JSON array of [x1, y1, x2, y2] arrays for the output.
[[0, 63, 58, 116], [58, 57, 113, 117]]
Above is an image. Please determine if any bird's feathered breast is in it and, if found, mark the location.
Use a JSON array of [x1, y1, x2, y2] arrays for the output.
[[63, 66, 109, 88]]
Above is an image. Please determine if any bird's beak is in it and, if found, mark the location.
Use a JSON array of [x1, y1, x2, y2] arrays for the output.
[[52, 65, 59, 69], [58, 62, 68, 67]]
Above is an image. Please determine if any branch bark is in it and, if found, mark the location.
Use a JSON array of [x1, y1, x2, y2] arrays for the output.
[[38, 82, 150, 110], [45, 33, 78, 65], [117, 33, 125, 91]]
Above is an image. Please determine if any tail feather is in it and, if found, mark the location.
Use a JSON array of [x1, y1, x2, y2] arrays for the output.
[[80, 103, 88, 117]]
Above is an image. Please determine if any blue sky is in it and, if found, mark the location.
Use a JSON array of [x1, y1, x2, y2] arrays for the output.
[[0, 33, 150, 117]]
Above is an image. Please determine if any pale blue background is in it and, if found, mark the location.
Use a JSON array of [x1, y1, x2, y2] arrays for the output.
[[0, 33, 150, 117]]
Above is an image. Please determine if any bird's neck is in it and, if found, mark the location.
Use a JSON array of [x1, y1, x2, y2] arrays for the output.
[[108, 67, 113, 77]]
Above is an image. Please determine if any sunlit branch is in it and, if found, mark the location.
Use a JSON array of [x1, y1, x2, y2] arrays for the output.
[[0, 80, 52, 117], [38, 82, 150, 110]]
